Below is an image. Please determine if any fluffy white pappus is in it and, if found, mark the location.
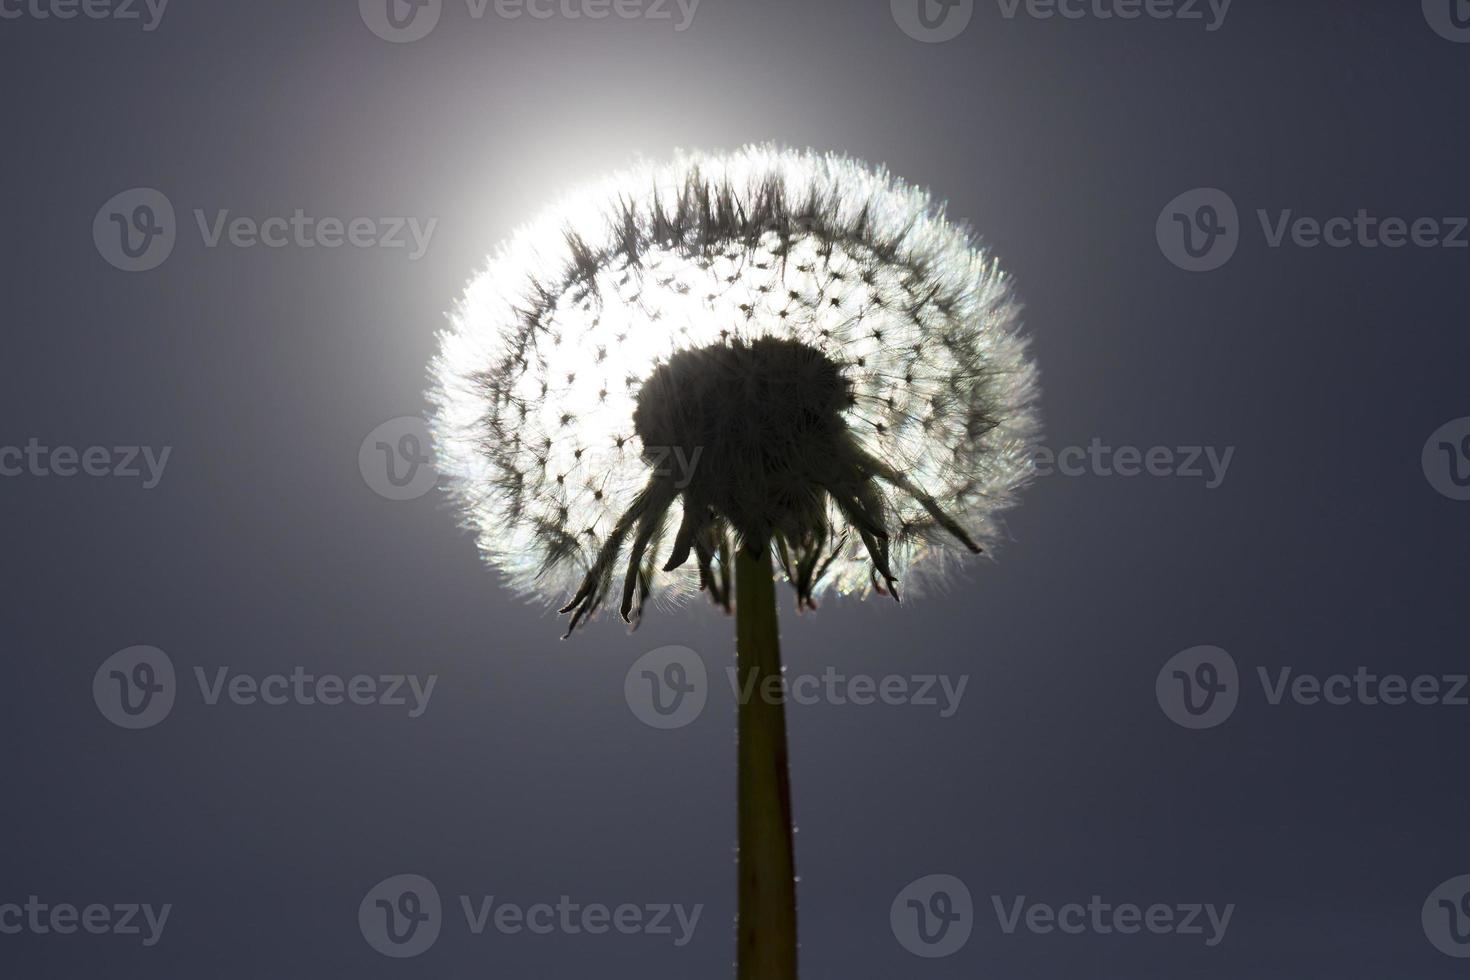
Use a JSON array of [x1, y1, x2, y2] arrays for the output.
[[428, 144, 1040, 633]]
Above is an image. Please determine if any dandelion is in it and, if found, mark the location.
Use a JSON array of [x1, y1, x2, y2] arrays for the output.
[[429, 145, 1040, 979]]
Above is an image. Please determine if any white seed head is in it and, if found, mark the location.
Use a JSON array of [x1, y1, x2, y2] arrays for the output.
[[428, 145, 1040, 632]]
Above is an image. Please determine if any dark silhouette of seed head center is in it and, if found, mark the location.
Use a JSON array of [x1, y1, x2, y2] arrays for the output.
[[634, 336, 855, 552]]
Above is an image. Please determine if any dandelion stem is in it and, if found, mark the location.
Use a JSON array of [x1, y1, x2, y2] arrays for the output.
[[735, 542, 798, 980]]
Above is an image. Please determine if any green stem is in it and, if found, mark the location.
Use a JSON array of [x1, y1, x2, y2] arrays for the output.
[[735, 543, 798, 980]]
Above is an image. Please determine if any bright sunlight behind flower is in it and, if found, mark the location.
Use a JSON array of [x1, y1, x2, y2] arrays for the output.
[[429, 145, 1040, 634]]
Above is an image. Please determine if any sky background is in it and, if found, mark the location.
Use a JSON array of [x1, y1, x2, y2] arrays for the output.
[[2, 0, 1469, 977]]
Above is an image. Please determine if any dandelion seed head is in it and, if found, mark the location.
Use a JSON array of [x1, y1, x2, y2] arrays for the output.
[[429, 145, 1040, 631]]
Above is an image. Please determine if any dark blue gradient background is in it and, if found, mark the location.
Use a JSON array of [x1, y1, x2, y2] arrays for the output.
[[2, 1, 1467, 977]]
